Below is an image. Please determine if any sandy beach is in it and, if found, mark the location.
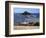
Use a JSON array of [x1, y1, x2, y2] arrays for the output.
[[14, 24, 39, 30]]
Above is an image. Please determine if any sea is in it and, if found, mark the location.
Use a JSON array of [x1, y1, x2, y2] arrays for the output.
[[14, 13, 39, 25]]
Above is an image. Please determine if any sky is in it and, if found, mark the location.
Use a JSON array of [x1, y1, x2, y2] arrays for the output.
[[14, 8, 40, 13]]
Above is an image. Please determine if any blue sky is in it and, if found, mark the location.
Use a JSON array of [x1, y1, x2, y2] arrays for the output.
[[14, 8, 40, 13]]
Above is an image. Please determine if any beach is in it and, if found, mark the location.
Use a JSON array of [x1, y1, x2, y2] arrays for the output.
[[14, 24, 39, 30]]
